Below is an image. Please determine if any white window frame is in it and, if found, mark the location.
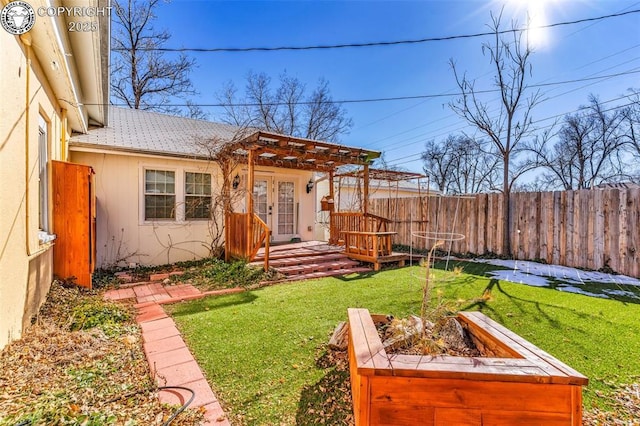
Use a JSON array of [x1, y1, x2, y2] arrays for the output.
[[143, 168, 177, 221], [38, 115, 49, 233], [140, 165, 214, 224], [184, 171, 213, 220]]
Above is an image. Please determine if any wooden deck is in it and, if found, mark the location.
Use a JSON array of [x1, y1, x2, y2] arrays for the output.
[[342, 231, 408, 271]]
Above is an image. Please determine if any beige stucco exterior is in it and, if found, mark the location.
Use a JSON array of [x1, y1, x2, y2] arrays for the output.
[[71, 149, 316, 268], [0, 0, 108, 349]]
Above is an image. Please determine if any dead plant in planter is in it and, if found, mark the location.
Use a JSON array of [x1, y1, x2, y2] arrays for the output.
[[380, 235, 479, 357]]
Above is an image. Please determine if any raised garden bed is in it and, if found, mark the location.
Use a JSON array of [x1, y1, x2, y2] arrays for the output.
[[347, 308, 588, 425]]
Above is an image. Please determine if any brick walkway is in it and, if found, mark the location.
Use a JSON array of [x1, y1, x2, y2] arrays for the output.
[[105, 282, 244, 425]]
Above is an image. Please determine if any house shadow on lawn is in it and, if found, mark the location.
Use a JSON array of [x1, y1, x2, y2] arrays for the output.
[[167, 291, 258, 317], [295, 349, 354, 426]]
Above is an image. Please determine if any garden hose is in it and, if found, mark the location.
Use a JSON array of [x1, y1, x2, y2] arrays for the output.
[[158, 385, 196, 426]]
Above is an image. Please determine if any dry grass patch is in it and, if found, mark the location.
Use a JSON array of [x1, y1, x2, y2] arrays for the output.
[[0, 283, 203, 425]]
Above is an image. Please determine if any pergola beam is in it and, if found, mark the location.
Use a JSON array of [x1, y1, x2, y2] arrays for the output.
[[246, 149, 255, 254], [231, 131, 380, 172], [363, 164, 369, 215]]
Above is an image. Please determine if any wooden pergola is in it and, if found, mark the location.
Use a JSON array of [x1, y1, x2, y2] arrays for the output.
[[333, 168, 427, 213], [335, 168, 426, 182], [224, 131, 385, 269], [329, 168, 426, 270]]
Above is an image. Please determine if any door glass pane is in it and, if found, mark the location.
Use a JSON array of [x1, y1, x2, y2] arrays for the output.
[[253, 180, 268, 223], [278, 181, 294, 235]]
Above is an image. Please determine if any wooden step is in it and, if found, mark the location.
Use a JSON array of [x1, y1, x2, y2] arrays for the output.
[[267, 252, 349, 268], [253, 246, 344, 262], [276, 259, 362, 276]]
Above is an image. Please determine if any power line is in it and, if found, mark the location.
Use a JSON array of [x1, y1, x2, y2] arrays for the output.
[[112, 9, 640, 53], [364, 62, 640, 149], [356, 40, 640, 135], [383, 97, 637, 167], [103, 69, 640, 109], [381, 91, 635, 157]]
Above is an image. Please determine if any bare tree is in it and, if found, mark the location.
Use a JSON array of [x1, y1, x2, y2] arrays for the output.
[[218, 71, 353, 142], [621, 89, 640, 159], [111, 0, 206, 119], [528, 96, 629, 190], [621, 89, 640, 182], [421, 139, 454, 193], [193, 130, 253, 258], [421, 135, 499, 194], [449, 12, 541, 255]]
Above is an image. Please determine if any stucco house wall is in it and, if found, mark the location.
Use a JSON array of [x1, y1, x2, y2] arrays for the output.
[[0, 0, 108, 349], [0, 32, 60, 345], [70, 108, 317, 269]]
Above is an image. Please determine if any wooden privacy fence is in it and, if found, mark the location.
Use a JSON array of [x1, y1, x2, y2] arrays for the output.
[[369, 187, 640, 279]]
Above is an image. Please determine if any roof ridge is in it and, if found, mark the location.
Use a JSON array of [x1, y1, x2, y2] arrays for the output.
[[108, 105, 241, 130]]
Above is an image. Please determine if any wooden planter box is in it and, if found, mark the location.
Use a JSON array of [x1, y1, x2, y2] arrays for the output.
[[347, 308, 588, 426]]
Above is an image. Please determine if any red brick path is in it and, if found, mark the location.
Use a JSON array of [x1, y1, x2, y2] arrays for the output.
[[105, 282, 244, 425]]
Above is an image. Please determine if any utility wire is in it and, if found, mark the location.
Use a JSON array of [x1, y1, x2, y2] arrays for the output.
[[111, 9, 640, 53], [380, 92, 635, 157], [365, 62, 640, 149], [356, 40, 640, 135], [103, 69, 640, 109], [383, 98, 637, 167]]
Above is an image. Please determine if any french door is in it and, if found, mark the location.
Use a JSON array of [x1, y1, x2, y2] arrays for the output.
[[253, 177, 297, 241]]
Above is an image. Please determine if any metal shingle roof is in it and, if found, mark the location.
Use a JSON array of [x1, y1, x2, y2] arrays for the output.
[[69, 106, 246, 158], [69, 107, 382, 171]]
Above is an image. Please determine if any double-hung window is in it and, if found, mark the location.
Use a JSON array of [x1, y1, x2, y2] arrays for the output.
[[185, 172, 212, 219], [144, 170, 176, 220]]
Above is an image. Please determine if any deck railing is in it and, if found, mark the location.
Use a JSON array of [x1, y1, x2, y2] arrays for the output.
[[329, 212, 391, 245], [225, 212, 270, 270], [342, 231, 395, 260]]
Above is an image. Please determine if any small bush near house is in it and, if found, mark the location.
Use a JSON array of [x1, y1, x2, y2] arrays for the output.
[[69, 299, 131, 336], [93, 257, 274, 291], [177, 259, 270, 291]]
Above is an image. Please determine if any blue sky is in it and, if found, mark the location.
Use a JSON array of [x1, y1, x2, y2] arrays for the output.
[[151, 1, 640, 174]]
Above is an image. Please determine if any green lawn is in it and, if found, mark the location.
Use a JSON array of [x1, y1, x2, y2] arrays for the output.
[[168, 262, 640, 425]]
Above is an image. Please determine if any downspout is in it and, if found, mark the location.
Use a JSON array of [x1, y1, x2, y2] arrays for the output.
[[60, 108, 67, 160], [21, 34, 33, 256]]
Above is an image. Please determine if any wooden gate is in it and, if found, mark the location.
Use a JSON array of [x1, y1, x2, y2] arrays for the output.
[[52, 161, 96, 288]]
